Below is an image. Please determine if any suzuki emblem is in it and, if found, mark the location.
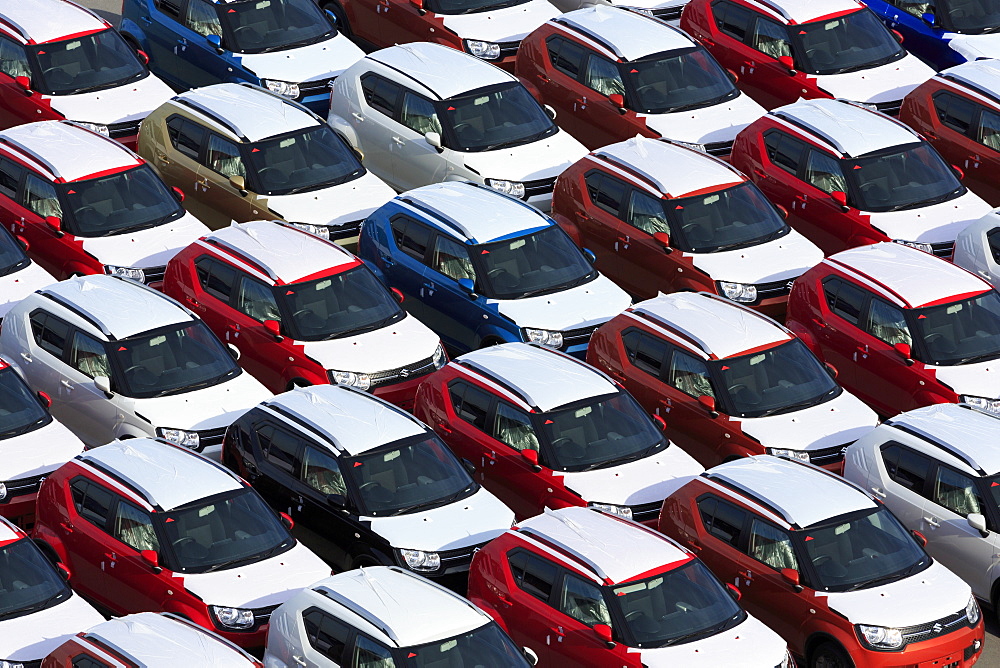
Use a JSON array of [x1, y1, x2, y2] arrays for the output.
[[399, 369, 410, 378], [933, 623, 943, 634], [786, 280, 795, 291]]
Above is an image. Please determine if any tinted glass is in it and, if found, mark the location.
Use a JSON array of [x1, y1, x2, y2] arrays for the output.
[[31, 312, 70, 358], [882, 444, 932, 493], [911, 290, 1000, 364], [764, 131, 804, 174], [303, 608, 349, 661], [791, 10, 905, 75], [427, 0, 530, 13], [113, 502, 159, 552], [0, 538, 70, 621], [27, 29, 145, 95], [439, 84, 556, 152], [625, 330, 668, 376], [700, 497, 746, 547], [585, 171, 626, 216], [0, 38, 29, 80], [0, 157, 23, 200], [548, 37, 586, 78], [361, 74, 401, 117], [934, 92, 977, 135], [167, 116, 205, 160], [217, 0, 333, 53], [622, 47, 738, 114], [69, 331, 111, 379], [0, 227, 29, 277], [0, 366, 50, 438], [847, 142, 963, 212], [71, 479, 114, 528], [933, 466, 983, 516], [979, 108, 1000, 151], [824, 278, 867, 325], [196, 257, 238, 302], [938, 0, 1000, 32], [401, 623, 530, 667], [246, 126, 363, 195], [450, 382, 491, 430], [58, 165, 183, 237], [714, 1, 752, 39], [510, 551, 557, 601], [472, 226, 595, 300]]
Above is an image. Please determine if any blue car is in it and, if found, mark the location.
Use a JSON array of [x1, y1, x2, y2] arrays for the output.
[[358, 182, 632, 358], [120, 0, 365, 115], [864, 0, 1000, 69]]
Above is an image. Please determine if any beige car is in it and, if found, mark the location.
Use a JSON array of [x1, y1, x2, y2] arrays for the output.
[[137, 82, 395, 243]]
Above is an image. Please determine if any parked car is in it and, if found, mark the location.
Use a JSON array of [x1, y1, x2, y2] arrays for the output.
[[0, 226, 55, 320], [786, 242, 1000, 417], [0, 120, 209, 287], [679, 0, 934, 112], [954, 209, 1000, 286], [138, 82, 394, 238], [0, 514, 104, 666], [0, 0, 175, 150], [551, 136, 822, 316], [548, 0, 688, 24], [225, 384, 514, 579], [516, 6, 766, 153], [163, 220, 444, 405], [660, 455, 986, 667], [328, 43, 588, 211], [120, 0, 365, 116], [414, 342, 703, 523], [32, 438, 331, 649], [467, 506, 792, 667], [42, 612, 264, 667], [0, 274, 271, 452], [732, 98, 992, 256], [588, 292, 879, 471]]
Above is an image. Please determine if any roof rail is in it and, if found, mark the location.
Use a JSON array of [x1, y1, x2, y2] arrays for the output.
[[38, 290, 112, 337], [885, 419, 987, 476], [454, 358, 541, 411], [174, 98, 247, 142], [262, 402, 345, 454], [704, 472, 799, 527], [552, 17, 622, 59], [0, 137, 61, 181], [313, 573, 403, 646], [204, 237, 280, 281]]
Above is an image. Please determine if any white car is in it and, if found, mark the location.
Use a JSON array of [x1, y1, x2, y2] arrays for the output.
[[954, 208, 1000, 288], [548, 0, 688, 24], [328, 42, 588, 211], [0, 228, 55, 320], [0, 274, 271, 452]]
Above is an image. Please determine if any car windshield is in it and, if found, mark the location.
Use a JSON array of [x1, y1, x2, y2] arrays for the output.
[[426, 0, 531, 14], [611, 561, 745, 648], [345, 436, 476, 517], [57, 165, 184, 237], [217, 0, 334, 53], [711, 340, 840, 418], [402, 622, 531, 667], [847, 142, 964, 213], [246, 126, 365, 196], [0, 538, 70, 621], [938, 0, 1000, 33], [791, 9, 905, 75], [0, 228, 30, 277], [276, 265, 404, 341], [439, 83, 556, 152], [536, 392, 666, 473], [799, 508, 929, 592], [621, 47, 738, 115], [27, 29, 146, 95], [910, 290, 1000, 365], [471, 226, 595, 300], [0, 366, 51, 439], [662, 182, 789, 253], [159, 488, 293, 572], [110, 321, 241, 399]]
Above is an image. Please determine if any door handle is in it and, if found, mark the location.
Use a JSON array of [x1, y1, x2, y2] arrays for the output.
[[551, 626, 565, 640], [924, 516, 941, 527], [702, 38, 715, 47], [811, 317, 827, 329], [392, 136, 405, 146], [60, 522, 74, 533], [484, 451, 497, 463], [185, 296, 200, 307], [856, 344, 869, 354], [686, 540, 703, 552], [437, 422, 453, 435], [19, 352, 31, 363], [871, 486, 887, 498], [752, 168, 768, 179], [157, 153, 171, 166], [422, 282, 435, 290], [140, 16, 152, 24], [60, 379, 73, 389], [175, 38, 188, 45], [923, 130, 938, 140], [292, 657, 307, 667], [351, 112, 365, 122], [575, 210, 591, 221], [104, 551, 117, 560], [537, 74, 550, 82]]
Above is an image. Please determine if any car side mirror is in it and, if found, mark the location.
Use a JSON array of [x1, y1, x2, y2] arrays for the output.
[[522, 647, 539, 666], [457, 278, 478, 299], [279, 511, 294, 531], [410, 0, 426, 13], [94, 375, 112, 397], [15, 235, 28, 251], [775, 204, 789, 219], [652, 231, 672, 253], [171, 186, 185, 202], [543, 104, 557, 120], [37, 390, 52, 408], [326, 493, 347, 509], [781, 568, 803, 591], [911, 529, 927, 547], [424, 131, 442, 150], [136, 49, 150, 65], [968, 512, 989, 536], [206, 33, 225, 53], [725, 582, 741, 600], [56, 562, 72, 581], [652, 414, 667, 431], [461, 457, 476, 475], [226, 343, 241, 361], [45, 216, 62, 233], [391, 287, 405, 304], [698, 394, 718, 418], [921, 11, 937, 25], [824, 362, 838, 379], [264, 318, 283, 341], [726, 68, 739, 83], [14, 75, 32, 94], [608, 93, 627, 114], [831, 190, 849, 211], [521, 448, 543, 472], [582, 248, 597, 264], [778, 55, 796, 74], [229, 174, 248, 196], [952, 164, 964, 180], [893, 341, 914, 365], [140, 550, 162, 573], [892, 29, 904, 43], [325, 8, 338, 24], [593, 623, 615, 649]]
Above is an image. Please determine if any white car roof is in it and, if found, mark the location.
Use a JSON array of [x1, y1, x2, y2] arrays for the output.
[[173, 83, 318, 143], [399, 182, 551, 244], [826, 242, 991, 309], [706, 456, 877, 528], [0, 121, 141, 184], [630, 292, 792, 360], [367, 43, 515, 100], [455, 343, 617, 412], [772, 98, 919, 157], [79, 438, 243, 511], [886, 403, 1000, 476], [518, 507, 691, 585], [750, 0, 866, 25], [206, 222, 358, 284], [0, 0, 108, 44], [261, 386, 427, 457], [39, 275, 194, 340], [594, 137, 745, 197], [554, 6, 695, 62], [939, 60, 1000, 102]]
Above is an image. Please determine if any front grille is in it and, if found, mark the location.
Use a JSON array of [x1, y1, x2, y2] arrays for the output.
[[195, 426, 228, 449], [368, 355, 438, 389], [141, 265, 166, 284], [628, 500, 663, 522], [703, 139, 734, 157], [754, 278, 794, 301], [498, 40, 521, 59], [560, 324, 600, 350], [930, 241, 955, 258], [327, 218, 364, 241], [872, 99, 903, 116], [437, 541, 489, 574], [522, 176, 557, 199], [107, 120, 141, 139], [899, 608, 970, 647], [0, 473, 46, 503], [807, 444, 847, 467], [251, 603, 280, 629], [651, 5, 684, 20], [297, 77, 336, 97]]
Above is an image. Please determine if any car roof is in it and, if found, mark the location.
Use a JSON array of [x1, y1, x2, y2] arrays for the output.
[[517, 507, 692, 585], [0, 121, 141, 184], [367, 43, 515, 100], [628, 292, 792, 360], [939, 60, 1000, 105], [886, 403, 1000, 477], [39, 275, 195, 340], [705, 456, 876, 528], [172, 83, 318, 143], [0, 0, 108, 44], [553, 6, 695, 62], [743, 0, 866, 25], [78, 438, 243, 511], [307, 567, 489, 647], [204, 222, 359, 284], [259, 385, 427, 457], [824, 242, 991, 309], [593, 137, 745, 197], [772, 98, 918, 157], [397, 182, 552, 244]]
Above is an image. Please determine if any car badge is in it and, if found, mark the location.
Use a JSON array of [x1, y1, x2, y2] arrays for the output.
[[786, 279, 795, 291], [933, 623, 943, 634], [399, 369, 410, 378]]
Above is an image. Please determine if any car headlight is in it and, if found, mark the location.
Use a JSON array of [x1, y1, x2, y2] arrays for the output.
[[287, 222, 331, 240], [717, 281, 758, 303], [486, 179, 526, 199], [328, 369, 372, 390], [893, 239, 933, 253], [0, 661, 27, 668], [857, 624, 903, 649], [433, 343, 447, 369], [0, 482, 6, 502], [961, 395, 1000, 415], [156, 427, 200, 450], [622, 6, 655, 15], [464, 39, 501, 60], [398, 548, 441, 572], [767, 448, 811, 463], [668, 139, 706, 153], [104, 265, 146, 283], [523, 328, 563, 348], [70, 121, 110, 137], [967, 595, 981, 624], [588, 502, 634, 520], [262, 79, 300, 98], [211, 605, 255, 629]]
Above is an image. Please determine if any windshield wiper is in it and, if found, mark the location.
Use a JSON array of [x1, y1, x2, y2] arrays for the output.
[[390, 483, 475, 516], [6, 589, 68, 618], [953, 350, 1000, 365], [846, 560, 924, 591], [204, 541, 288, 573], [751, 389, 835, 418], [580, 441, 662, 472]]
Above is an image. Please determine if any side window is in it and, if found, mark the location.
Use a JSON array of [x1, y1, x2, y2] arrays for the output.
[[713, 1, 753, 40], [763, 131, 805, 175], [584, 171, 626, 216], [302, 608, 350, 662], [21, 173, 62, 220], [258, 425, 303, 476], [625, 190, 669, 236], [431, 235, 475, 282], [509, 550, 558, 602], [236, 277, 280, 322], [204, 134, 246, 179], [622, 329, 668, 377], [546, 36, 587, 79], [449, 381, 492, 431], [352, 636, 396, 668], [0, 37, 30, 79], [892, 0, 934, 16], [195, 256, 238, 303], [399, 92, 441, 136], [558, 575, 611, 627], [865, 299, 911, 346], [166, 116, 206, 161], [302, 446, 347, 496], [668, 351, 715, 399], [933, 92, 977, 136], [823, 277, 867, 325], [933, 466, 983, 517], [698, 495, 747, 547], [751, 17, 791, 58], [583, 55, 624, 97], [70, 478, 114, 529], [987, 228, 1000, 264], [390, 217, 431, 261], [184, 0, 222, 37], [156, 0, 183, 19], [803, 150, 846, 194], [69, 331, 110, 379], [492, 402, 539, 452], [29, 311, 71, 359], [360, 74, 402, 118], [0, 157, 23, 200], [977, 108, 1000, 152], [748, 518, 798, 571], [881, 443, 932, 495], [72, 657, 112, 668], [112, 501, 159, 553]]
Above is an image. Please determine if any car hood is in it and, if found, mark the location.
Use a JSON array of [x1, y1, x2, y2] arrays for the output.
[[868, 189, 993, 243], [237, 35, 365, 82], [365, 487, 514, 552], [556, 443, 704, 505], [129, 372, 271, 430], [264, 172, 396, 227], [2, 593, 105, 661], [944, 33, 1000, 61], [50, 73, 176, 124], [813, 53, 935, 103], [179, 542, 330, 609], [931, 360, 1000, 398], [732, 390, 878, 451], [298, 314, 440, 374], [686, 228, 823, 284], [0, 261, 55, 319], [637, 614, 788, 667], [488, 274, 631, 331], [0, 417, 85, 480], [439, 0, 559, 42], [78, 212, 209, 268], [822, 560, 971, 628], [459, 129, 588, 182], [638, 92, 766, 145]]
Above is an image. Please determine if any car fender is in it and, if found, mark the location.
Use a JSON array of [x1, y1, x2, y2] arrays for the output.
[[61, 261, 99, 279], [360, 257, 388, 286], [118, 22, 148, 50], [805, 625, 857, 664], [517, 76, 543, 105], [328, 114, 359, 149], [549, 211, 582, 247], [468, 598, 511, 632], [161, 599, 210, 626], [785, 320, 821, 356], [32, 531, 69, 567], [282, 365, 328, 389], [474, 321, 519, 349]]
